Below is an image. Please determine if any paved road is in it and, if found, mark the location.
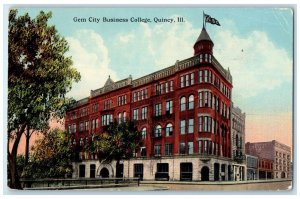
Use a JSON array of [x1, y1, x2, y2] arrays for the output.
[[71, 180, 292, 192], [150, 181, 292, 191]]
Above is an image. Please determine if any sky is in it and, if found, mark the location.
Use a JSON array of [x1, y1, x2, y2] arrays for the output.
[[14, 6, 293, 150]]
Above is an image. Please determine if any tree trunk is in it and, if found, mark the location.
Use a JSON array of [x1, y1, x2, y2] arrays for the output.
[[8, 153, 22, 189], [8, 125, 26, 189], [115, 160, 120, 184], [24, 128, 30, 166]]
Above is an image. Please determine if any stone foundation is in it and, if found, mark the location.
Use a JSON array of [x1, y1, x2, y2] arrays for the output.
[[72, 156, 235, 181]]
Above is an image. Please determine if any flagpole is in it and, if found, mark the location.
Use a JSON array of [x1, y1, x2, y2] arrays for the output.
[[203, 11, 205, 29]]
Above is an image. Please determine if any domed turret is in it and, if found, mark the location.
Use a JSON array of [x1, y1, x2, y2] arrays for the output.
[[193, 28, 214, 56]]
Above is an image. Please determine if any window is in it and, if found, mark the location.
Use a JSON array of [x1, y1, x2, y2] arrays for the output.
[[198, 116, 213, 133], [170, 81, 173, 91], [166, 100, 173, 114], [154, 145, 161, 156], [68, 125, 71, 133], [95, 118, 99, 128], [154, 103, 162, 116], [180, 96, 186, 111], [188, 142, 193, 155], [72, 123, 76, 133], [188, 119, 194, 133], [157, 163, 169, 174], [185, 74, 189, 86], [91, 119, 95, 129], [118, 112, 122, 124], [133, 109, 139, 120], [204, 140, 208, 154], [191, 73, 194, 85], [165, 144, 173, 156], [123, 111, 126, 122], [79, 122, 84, 132], [180, 142, 186, 154], [118, 95, 127, 106], [180, 76, 184, 88], [165, 82, 169, 93], [155, 125, 162, 137], [180, 120, 185, 134], [141, 147, 146, 157], [85, 121, 88, 131], [199, 92, 203, 107], [199, 70, 203, 83], [188, 95, 194, 109], [198, 140, 202, 154], [141, 128, 146, 139], [133, 92, 137, 102], [104, 99, 112, 110], [166, 123, 173, 136], [200, 54, 203, 62], [102, 114, 113, 126], [141, 107, 147, 120], [204, 70, 208, 82]]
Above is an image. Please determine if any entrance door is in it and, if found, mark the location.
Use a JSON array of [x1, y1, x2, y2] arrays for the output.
[[116, 164, 124, 178], [90, 164, 96, 178], [134, 164, 144, 180], [100, 168, 109, 178], [79, 165, 85, 178], [214, 163, 219, 181], [201, 166, 209, 181], [180, 163, 193, 181]]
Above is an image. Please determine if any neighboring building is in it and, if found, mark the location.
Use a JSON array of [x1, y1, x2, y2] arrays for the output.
[[246, 140, 291, 179], [258, 158, 273, 180], [66, 27, 235, 181], [231, 104, 246, 181], [246, 154, 258, 180]]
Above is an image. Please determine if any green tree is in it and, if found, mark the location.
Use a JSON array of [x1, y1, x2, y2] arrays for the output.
[[8, 9, 80, 189], [27, 129, 74, 178], [88, 121, 142, 177]]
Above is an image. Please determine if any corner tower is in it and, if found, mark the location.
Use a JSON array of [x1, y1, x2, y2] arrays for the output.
[[193, 28, 214, 57]]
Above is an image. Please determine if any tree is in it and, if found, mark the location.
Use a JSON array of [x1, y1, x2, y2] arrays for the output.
[[88, 121, 142, 177], [26, 129, 74, 178], [8, 9, 80, 189]]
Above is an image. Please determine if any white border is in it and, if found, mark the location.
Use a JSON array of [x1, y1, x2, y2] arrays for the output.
[[1, 0, 299, 198]]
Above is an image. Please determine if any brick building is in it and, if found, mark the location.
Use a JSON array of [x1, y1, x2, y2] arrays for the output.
[[231, 104, 246, 181], [245, 140, 291, 179], [66, 27, 236, 181], [258, 158, 273, 180]]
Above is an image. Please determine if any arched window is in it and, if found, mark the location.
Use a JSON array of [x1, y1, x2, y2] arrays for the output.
[[188, 95, 194, 109], [123, 111, 126, 122], [180, 96, 186, 111], [155, 125, 162, 137], [166, 123, 173, 136], [118, 112, 122, 124], [142, 127, 147, 139]]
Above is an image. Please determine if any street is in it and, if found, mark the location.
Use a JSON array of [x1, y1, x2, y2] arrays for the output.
[[70, 180, 292, 192]]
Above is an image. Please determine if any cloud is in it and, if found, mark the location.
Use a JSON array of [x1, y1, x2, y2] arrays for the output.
[[119, 32, 135, 43], [213, 29, 292, 101], [115, 15, 292, 103], [66, 29, 117, 100]]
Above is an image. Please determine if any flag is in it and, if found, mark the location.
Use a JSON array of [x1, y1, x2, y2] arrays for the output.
[[204, 13, 221, 26]]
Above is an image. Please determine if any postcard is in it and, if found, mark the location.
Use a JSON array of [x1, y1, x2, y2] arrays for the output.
[[6, 6, 293, 192]]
